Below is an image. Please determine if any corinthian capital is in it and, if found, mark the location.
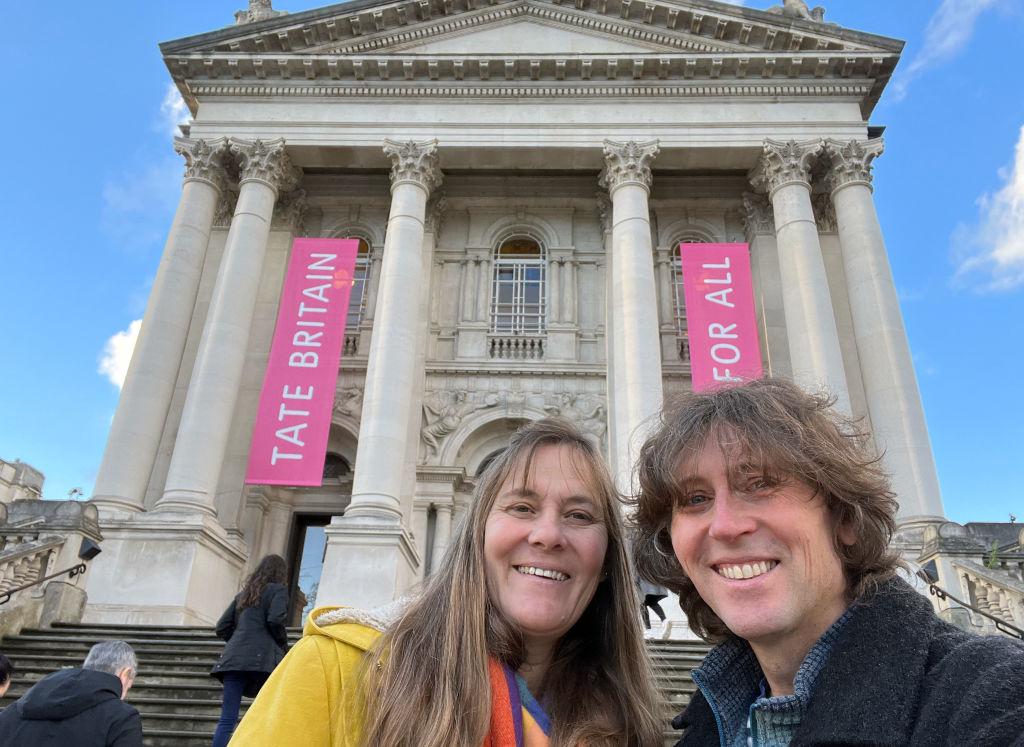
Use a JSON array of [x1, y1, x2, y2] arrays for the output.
[[174, 137, 230, 193], [599, 140, 660, 194], [741, 192, 774, 238], [383, 139, 443, 194], [230, 138, 302, 196], [824, 138, 884, 194], [749, 139, 824, 196]]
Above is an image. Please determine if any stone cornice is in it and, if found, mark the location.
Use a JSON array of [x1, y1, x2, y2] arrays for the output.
[[171, 51, 892, 87], [186, 79, 871, 101]]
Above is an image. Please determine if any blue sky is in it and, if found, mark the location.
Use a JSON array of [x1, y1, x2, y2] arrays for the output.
[[1, 0, 1021, 525]]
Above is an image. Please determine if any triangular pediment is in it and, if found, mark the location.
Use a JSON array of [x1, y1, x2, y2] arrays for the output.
[[164, 0, 901, 59], [369, 18, 679, 54], [162, 0, 903, 117]]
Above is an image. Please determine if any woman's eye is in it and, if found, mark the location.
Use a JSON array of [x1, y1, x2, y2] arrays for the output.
[[508, 503, 533, 515], [567, 510, 594, 522], [676, 493, 711, 512]]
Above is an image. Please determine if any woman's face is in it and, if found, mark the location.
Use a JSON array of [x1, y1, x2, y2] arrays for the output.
[[484, 444, 609, 656]]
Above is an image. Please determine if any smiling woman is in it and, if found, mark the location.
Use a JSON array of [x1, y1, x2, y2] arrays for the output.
[[230, 418, 663, 747]]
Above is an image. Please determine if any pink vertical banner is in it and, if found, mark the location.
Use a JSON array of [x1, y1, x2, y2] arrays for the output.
[[679, 243, 764, 392], [245, 238, 359, 486]]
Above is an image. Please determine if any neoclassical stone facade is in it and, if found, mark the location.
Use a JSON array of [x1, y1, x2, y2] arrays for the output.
[[84, 0, 947, 623]]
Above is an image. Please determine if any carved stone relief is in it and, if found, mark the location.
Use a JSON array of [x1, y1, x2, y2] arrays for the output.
[[420, 390, 500, 461]]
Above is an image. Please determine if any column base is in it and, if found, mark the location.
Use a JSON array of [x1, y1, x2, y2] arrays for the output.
[[153, 488, 220, 519], [317, 513, 421, 609], [88, 496, 144, 522], [82, 511, 245, 625]]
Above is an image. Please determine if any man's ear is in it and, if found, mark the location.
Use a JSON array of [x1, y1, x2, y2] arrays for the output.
[[116, 667, 134, 699]]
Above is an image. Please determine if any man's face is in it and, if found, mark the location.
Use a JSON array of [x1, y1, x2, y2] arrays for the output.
[[669, 438, 853, 658]]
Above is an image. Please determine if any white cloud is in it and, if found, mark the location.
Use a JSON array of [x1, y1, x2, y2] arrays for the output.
[[98, 320, 142, 389], [890, 0, 1000, 101], [159, 83, 190, 138], [954, 125, 1024, 291]]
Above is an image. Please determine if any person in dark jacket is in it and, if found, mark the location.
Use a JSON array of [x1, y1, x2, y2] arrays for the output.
[[631, 378, 1024, 746], [0, 639, 141, 747], [211, 553, 289, 747], [0, 653, 13, 698]]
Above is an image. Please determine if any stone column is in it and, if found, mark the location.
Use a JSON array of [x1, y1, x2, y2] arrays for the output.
[[318, 140, 441, 608], [742, 192, 790, 378], [157, 139, 300, 516], [750, 139, 850, 413], [91, 138, 229, 517], [599, 140, 664, 487], [431, 502, 454, 571], [825, 138, 945, 532]]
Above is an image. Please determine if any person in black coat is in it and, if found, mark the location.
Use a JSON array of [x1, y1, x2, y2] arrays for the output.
[[0, 640, 141, 747], [210, 554, 289, 747]]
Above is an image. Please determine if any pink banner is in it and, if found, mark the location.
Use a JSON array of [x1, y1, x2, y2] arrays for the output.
[[245, 238, 359, 486], [679, 243, 764, 392]]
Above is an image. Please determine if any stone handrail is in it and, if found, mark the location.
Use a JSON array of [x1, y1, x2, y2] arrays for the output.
[[919, 567, 1024, 641]]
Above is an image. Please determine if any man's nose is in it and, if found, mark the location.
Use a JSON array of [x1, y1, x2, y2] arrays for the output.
[[706, 493, 757, 541]]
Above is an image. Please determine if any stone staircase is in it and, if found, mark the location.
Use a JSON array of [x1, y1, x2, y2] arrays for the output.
[[0, 622, 708, 745]]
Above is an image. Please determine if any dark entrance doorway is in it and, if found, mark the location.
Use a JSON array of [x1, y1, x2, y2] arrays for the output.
[[286, 513, 335, 627]]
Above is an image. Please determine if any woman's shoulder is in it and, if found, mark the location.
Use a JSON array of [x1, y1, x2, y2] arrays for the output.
[[302, 605, 388, 653]]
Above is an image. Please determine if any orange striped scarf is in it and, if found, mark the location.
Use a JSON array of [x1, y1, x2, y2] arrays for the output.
[[483, 658, 552, 747]]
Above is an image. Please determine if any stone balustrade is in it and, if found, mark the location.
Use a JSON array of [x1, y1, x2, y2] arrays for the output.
[[953, 558, 1024, 635], [488, 335, 545, 360], [0, 501, 103, 634]]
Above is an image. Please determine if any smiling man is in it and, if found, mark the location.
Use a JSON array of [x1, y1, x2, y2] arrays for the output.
[[631, 378, 1024, 747]]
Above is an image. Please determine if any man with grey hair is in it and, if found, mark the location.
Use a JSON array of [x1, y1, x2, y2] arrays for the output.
[[0, 639, 142, 746]]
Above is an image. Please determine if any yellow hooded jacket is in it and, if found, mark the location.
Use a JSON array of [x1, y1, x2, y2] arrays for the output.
[[228, 604, 393, 746]]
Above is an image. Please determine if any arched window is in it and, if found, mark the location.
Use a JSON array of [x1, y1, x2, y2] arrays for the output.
[[490, 236, 546, 335], [673, 238, 706, 360], [322, 452, 351, 479], [345, 238, 371, 328]]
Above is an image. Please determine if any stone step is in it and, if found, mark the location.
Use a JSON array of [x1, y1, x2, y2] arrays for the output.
[[2, 622, 709, 747]]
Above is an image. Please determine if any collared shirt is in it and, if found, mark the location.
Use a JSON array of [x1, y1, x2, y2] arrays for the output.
[[690, 608, 854, 747]]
